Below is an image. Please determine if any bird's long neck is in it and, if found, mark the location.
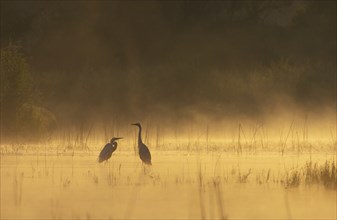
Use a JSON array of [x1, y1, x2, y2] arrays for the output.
[[137, 126, 143, 145], [112, 142, 117, 150]]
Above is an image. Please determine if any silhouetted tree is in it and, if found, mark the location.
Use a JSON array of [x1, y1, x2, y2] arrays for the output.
[[1, 44, 56, 141]]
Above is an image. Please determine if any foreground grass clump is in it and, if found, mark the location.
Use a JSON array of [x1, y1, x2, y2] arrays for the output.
[[285, 171, 301, 188], [286, 160, 336, 189], [304, 160, 337, 189]]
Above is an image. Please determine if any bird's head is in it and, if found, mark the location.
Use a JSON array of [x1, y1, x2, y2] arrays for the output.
[[131, 122, 141, 127], [110, 137, 123, 143]]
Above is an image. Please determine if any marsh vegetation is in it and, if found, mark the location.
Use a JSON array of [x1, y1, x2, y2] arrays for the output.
[[1, 124, 336, 219], [1, 1, 336, 219]]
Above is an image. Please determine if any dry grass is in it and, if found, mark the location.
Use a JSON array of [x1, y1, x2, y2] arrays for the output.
[[304, 160, 337, 189], [1, 134, 336, 219]]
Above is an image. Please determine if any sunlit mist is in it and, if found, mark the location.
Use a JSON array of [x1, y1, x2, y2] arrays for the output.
[[1, 1, 336, 219]]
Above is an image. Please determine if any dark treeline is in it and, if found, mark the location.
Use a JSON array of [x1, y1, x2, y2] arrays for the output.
[[1, 1, 336, 140]]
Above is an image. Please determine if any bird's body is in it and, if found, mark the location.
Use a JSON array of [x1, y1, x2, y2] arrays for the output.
[[98, 143, 116, 163], [98, 137, 122, 163], [139, 142, 152, 165], [132, 123, 152, 165]]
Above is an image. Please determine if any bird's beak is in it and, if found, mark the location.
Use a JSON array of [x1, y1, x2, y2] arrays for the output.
[[131, 123, 136, 126], [116, 137, 123, 140]]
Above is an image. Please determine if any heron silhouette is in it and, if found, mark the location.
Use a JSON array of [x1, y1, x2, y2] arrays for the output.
[[98, 137, 122, 163], [131, 123, 152, 165]]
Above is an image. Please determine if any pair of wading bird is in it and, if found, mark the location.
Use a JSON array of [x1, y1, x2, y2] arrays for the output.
[[98, 123, 152, 165]]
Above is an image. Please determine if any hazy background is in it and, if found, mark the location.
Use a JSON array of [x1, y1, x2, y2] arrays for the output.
[[1, 0, 336, 141]]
